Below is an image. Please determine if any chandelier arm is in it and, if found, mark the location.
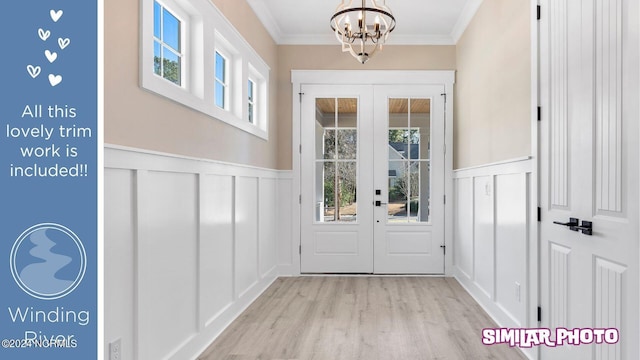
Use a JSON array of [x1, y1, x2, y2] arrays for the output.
[[330, 7, 395, 29]]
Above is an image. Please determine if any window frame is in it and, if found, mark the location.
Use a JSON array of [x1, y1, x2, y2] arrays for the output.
[[153, 1, 185, 86], [140, 0, 270, 140], [214, 50, 229, 110], [247, 78, 256, 124]]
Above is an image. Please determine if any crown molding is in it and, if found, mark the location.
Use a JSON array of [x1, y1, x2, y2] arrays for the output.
[[247, 0, 476, 46], [450, 0, 484, 43], [246, 0, 284, 43]]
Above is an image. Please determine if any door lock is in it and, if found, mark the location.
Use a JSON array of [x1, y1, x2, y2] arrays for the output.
[[375, 200, 387, 207], [573, 220, 593, 236]]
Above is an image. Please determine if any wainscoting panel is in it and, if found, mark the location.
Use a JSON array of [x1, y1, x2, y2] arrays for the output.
[[454, 177, 474, 279], [473, 176, 494, 299], [453, 158, 534, 332], [104, 145, 290, 360], [137, 170, 199, 360], [276, 178, 294, 274], [199, 174, 234, 327], [259, 178, 278, 277], [494, 173, 528, 325], [235, 176, 259, 298], [104, 169, 136, 360]]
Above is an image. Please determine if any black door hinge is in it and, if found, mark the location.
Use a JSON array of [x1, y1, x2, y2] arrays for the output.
[[537, 207, 541, 222], [537, 106, 541, 121], [537, 306, 542, 322], [440, 245, 446, 255], [299, 92, 304, 102], [537, 5, 541, 20]]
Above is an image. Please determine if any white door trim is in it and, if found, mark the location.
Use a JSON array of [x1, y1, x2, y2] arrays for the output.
[[291, 70, 455, 276]]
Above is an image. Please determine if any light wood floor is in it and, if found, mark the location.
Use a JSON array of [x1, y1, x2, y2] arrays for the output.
[[198, 277, 527, 360]]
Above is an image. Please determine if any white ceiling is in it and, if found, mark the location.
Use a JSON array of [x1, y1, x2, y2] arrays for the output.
[[246, 0, 483, 45]]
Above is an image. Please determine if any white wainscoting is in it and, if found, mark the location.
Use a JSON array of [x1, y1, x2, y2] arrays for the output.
[[453, 157, 536, 359], [104, 145, 292, 360]]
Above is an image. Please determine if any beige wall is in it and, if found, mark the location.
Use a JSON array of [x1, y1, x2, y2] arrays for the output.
[[454, 0, 531, 169], [277, 45, 456, 170], [106, 0, 530, 171], [105, 0, 280, 169]]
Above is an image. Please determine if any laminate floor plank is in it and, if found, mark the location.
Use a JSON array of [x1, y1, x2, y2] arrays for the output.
[[198, 277, 527, 360]]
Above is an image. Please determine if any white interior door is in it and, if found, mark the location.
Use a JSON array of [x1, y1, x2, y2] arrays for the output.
[[539, 0, 638, 359], [300, 83, 446, 274], [373, 85, 446, 274]]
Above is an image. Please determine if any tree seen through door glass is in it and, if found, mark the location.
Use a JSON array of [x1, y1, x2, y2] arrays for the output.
[[314, 98, 358, 222], [388, 98, 431, 223]]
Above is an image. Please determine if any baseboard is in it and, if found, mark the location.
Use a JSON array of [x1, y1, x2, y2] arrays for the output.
[[170, 269, 279, 360]]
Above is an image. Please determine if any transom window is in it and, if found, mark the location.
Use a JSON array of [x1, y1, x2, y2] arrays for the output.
[[142, 0, 270, 139], [247, 79, 256, 124], [153, 1, 183, 85], [214, 51, 228, 109]]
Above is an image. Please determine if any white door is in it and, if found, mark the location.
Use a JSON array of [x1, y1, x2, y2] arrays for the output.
[[373, 85, 446, 274], [539, 0, 638, 359], [300, 84, 446, 274], [300, 84, 374, 273]]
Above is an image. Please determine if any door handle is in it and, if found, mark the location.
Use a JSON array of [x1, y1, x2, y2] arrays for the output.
[[573, 220, 593, 236], [374, 200, 387, 207], [553, 218, 579, 228]]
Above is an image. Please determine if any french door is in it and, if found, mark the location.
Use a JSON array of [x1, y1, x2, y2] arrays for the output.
[[300, 84, 446, 274]]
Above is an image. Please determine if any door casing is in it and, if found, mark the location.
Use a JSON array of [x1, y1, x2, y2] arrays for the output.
[[291, 70, 455, 275]]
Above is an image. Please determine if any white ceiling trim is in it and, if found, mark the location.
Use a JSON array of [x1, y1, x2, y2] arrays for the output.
[[278, 34, 455, 46], [247, 0, 476, 46], [246, 0, 285, 43], [450, 0, 485, 43]]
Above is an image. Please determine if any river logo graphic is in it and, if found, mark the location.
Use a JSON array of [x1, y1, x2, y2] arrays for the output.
[[10, 223, 87, 300]]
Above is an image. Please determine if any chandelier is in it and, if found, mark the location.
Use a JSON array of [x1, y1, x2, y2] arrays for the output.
[[330, 0, 396, 64]]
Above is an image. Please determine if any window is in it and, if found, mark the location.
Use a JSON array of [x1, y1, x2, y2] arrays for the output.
[[214, 51, 228, 109], [153, 1, 183, 85], [247, 79, 255, 123], [141, 0, 270, 139]]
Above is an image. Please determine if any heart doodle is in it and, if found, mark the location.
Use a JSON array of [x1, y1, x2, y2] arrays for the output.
[[38, 28, 51, 41], [50, 9, 63, 22], [45, 50, 58, 63], [48, 74, 63, 87], [58, 38, 70, 50], [27, 65, 41, 79]]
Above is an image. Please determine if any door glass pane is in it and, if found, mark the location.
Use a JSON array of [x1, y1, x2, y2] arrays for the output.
[[316, 162, 335, 222], [321, 130, 336, 159], [387, 98, 430, 223], [337, 162, 357, 222], [314, 98, 358, 223], [337, 98, 357, 159], [388, 161, 408, 222], [337, 130, 357, 160], [412, 98, 431, 160]]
